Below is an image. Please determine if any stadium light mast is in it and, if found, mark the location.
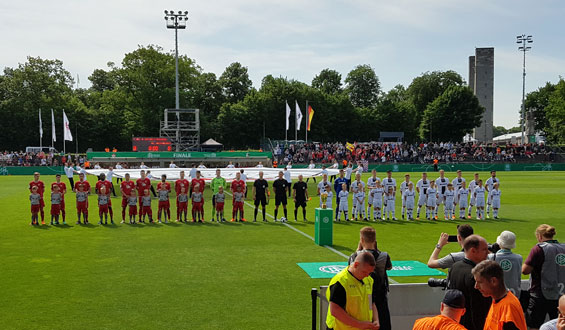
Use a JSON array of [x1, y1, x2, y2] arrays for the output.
[[164, 10, 188, 110], [516, 34, 533, 144]]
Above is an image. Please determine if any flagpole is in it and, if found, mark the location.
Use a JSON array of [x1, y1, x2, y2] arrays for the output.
[[39, 109, 42, 150], [62, 111, 66, 155], [295, 100, 297, 143], [285, 101, 288, 143], [51, 109, 54, 149], [305, 100, 309, 143]]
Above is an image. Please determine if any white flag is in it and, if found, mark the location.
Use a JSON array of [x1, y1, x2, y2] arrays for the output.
[[285, 101, 291, 131], [51, 109, 56, 142], [295, 101, 303, 131], [63, 110, 73, 141], [39, 109, 43, 138]]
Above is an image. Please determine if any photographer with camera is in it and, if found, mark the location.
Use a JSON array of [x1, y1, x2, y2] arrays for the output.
[[522, 224, 565, 330], [488, 231, 523, 300], [447, 235, 491, 330], [428, 224, 474, 269]]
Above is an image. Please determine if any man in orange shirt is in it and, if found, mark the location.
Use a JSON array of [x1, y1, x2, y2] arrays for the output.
[[472, 260, 527, 330], [413, 289, 467, 330]]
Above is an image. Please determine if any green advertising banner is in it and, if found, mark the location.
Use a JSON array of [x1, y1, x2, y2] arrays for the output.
[[297, 261, 445, 279], [87, 151, 272, 160]]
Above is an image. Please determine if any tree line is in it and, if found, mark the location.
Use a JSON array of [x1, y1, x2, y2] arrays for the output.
[[1, 45, 561, 151]]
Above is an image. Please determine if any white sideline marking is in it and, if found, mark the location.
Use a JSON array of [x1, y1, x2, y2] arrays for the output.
[[226, 191, 398, 283]]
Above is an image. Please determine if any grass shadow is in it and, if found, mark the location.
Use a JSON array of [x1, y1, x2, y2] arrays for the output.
[[32, 224, 50, 230], [52, 223, 73, 229]]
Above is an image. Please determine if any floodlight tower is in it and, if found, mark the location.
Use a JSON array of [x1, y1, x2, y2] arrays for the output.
[[516, 34, 533, 144], [164, 10, 188, 110]]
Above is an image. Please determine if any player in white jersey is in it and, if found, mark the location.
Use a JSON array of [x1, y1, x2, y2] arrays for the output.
[[403, 182, 416, 220], [467, 173, 480, 218], [337, 183, 349, 222], [382, 170, 396, 195], [473, 179, 486, 220], [457, 181, 469, 219], [490, 182, 501, 219], [370, 181, 385, 221], [485, 170, 500, 218], [365, 170, 380, 217], [350, 173, 366, 220], [434, 170, 449, 217], [443, 183, 456, 220], [426, 181, 438, 220], [416, 172, 431, 219], [399, 174, 413, 220], [344, 163, 354, 190], [451, 170, 466, 208], [353, 189, 366, 221], [384, 186, 397, 220]]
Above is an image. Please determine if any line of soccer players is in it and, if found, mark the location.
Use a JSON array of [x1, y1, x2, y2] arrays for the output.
[[315, 169, 501, 222], [28, 168, 501, 226]]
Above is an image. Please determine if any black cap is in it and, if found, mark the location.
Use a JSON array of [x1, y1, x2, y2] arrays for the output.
[[443, 289, 465, 309]]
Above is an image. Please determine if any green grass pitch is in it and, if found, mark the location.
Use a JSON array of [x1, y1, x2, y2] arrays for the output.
[[0, 171, 563, 329]]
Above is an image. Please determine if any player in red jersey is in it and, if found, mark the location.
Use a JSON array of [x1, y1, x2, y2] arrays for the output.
[[191, 170, 206, 195], [136, 170, 151, 215], [74, 172, 91, 194], [51, 174, 67, 224], [175, 171, 190, 221], [231, 172, 246, 196], [157, 174, 171, 223], [29, 172, 46, 224], [120, 173, 136, 223], [95, 173, 114, 223]]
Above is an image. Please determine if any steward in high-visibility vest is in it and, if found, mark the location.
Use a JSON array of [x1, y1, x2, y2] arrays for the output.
[[326, 252, 379, 330]]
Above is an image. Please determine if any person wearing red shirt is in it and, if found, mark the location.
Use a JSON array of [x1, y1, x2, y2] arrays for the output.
[[95, 173, 114, 223], [29, 172, 46, 224], [74, 173, 91, 194], [230, 172, 246, 195], [120, 173, 136, 223], [157, 174, 171, 223], [191, 170, 206, 196], [136, 170, 151, 215], [175, 171, 190, 222], [51, 174, 67, 224]]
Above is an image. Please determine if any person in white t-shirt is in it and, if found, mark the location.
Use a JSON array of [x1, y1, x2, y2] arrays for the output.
[[403, 182, 416, 220], [306, 160, 316, 183], [256, 162, 264, 168], [490, 182, 502, 219], [369, 180, 385, 221], [226, 161, 235, 168], [443, 183, 456, 220], [366, 169, 380, 217], [240, 169, 248, 198], [344, 162, 353, 190], [139, 162, 148, 169], [399, 174, 413, 220], [451, 170, 466, 209], [473, 179, 486, 220], [283, 167, 291, 197], [457, 182, 469, 219], [350, 173, 366, 221], [197, 162, 206, 169], [169, 161, 177, 168]]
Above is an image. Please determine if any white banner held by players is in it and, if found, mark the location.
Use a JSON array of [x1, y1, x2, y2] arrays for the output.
[[63, 110, 73, 141], [295, 100, 303, 131], [51, 109, 56, 142]]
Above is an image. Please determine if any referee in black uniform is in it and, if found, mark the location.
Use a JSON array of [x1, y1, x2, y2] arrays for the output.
[[272, 171, 289, 222], [293, 174, 309, 222], [252, 171, 269, 222]]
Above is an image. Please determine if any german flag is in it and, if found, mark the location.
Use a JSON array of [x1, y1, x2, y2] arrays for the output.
[[307, 106, 314, 131]]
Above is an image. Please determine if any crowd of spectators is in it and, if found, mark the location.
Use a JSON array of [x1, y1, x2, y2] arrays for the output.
[[0, 151, 87, 167], [274, 141, 558, 164]]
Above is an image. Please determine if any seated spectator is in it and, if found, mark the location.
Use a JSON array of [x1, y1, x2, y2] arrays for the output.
[[413, 289, 467, 330], [540, 294, 565, 330]]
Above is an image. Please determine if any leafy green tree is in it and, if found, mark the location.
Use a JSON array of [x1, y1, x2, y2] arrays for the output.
[[407, 70, 464, 125], [312, 69, 342, 94], [219, 62, 252, 104], [419, 85, 484, 142], [375, 85, 418, 142], [0, 56, 77, 150], [545, 79, 565, 143], [492, 126, 508, 137], [525, 82, 556, 134], [344, 64, 380, 108]]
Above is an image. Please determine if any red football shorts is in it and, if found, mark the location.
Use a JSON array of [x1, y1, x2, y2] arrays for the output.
[[99, 204, 109, 214], [129, 205, 137, 216], [50, 204, 61, 216], [216, 202, 224, 212], [31, 204, 40, 213], [158, 200, 170, 209], [76, 201, 88, 213]]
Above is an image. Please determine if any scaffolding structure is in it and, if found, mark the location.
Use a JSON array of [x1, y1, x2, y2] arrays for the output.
[[159, 108, 200, 151]]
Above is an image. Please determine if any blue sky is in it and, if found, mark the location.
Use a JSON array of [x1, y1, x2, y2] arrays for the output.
[[1, 0, 564, 128]]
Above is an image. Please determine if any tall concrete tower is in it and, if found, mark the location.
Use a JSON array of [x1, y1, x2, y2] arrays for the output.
[[469, 48, 494, 142]]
